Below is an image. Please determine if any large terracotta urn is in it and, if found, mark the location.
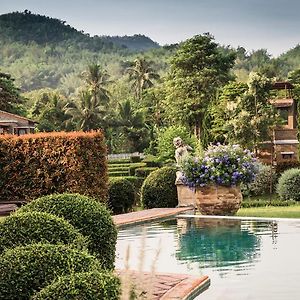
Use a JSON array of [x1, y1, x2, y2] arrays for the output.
[[176, 183, 242, 215]]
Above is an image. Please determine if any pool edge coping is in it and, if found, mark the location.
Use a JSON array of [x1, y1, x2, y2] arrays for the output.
[[161, 275, 210, 300]]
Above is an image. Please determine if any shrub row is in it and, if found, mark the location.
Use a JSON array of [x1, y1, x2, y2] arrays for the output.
[[18, 193, 117, 270], [0, 193, 120, 300], [0, 131, 108, 203], [241, 199, 298, 208], [32, 271, 120, 300], [0, 243, 101, 300], [0, 211, 86, 253]]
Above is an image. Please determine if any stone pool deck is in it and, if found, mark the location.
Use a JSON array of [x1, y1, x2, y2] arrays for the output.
[[113, 207, 210, 299]]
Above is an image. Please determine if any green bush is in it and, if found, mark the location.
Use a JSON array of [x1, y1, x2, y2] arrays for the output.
[[241, 163, 277, 196], [128, 162, 147, 176], [277, 168, 300, 201], [18, 193, 117, 270], [0, 211, 86, 253], [0, 243, 100, 300], [241, 199, 297, 208], [108, 159, 131, 164], [141, 166, 178, 208], [130, 156, 141, 163], [32, 271, 121, 300], [108, 177, 135, 214], [157, 125, 196, 161], [142, 155, 162, 167], [108, 170, 130, 177], [135, 167, 158, 177]]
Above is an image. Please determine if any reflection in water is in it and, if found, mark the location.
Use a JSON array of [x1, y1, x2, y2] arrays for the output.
[[116, 217, 300, 300], [176, 218, 261, 269]]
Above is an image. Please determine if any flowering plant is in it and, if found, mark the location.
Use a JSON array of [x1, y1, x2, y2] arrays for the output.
[[180, 144, 257, 188]]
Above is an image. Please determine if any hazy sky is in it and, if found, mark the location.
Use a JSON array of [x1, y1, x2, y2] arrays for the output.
[[1, 0, 300, 57]]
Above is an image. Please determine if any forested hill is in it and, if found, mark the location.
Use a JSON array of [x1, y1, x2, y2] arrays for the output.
[[0, 11, 160, 51]]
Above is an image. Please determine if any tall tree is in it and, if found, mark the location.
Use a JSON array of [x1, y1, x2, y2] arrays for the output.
[[162, 34, 236, 145], [81, 64, 111, 107], [64, 90, 105, 131], [126, 58, 160, 102], [211, 72, 278, 152], [0, 72, 23, 113]]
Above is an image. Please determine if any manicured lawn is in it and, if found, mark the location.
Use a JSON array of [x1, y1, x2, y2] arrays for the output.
[[237, 205, 300, 218]]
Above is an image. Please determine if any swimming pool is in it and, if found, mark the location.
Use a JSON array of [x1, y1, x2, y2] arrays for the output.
[[116, 216, 300, 300]]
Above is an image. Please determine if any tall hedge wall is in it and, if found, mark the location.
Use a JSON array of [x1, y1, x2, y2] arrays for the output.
[[0, 131, 107, 203]]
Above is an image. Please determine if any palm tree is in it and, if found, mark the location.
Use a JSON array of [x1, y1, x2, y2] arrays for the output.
[[81, 64, 111, 107], [117, 99, 148, 152], [126, 58, 160, 102], [64, 90, 105, 131]]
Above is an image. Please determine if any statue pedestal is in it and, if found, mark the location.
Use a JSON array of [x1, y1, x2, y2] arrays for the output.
[[176, 181, 242, 215]]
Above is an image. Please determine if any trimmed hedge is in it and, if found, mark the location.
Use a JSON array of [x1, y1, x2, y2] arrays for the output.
[[0, 211, 86, 253], [141, 166, 178, 208], [32, 271, 121, 300], [277, 168, 300, 201], [135, 167, 158, 177], [108, 159, 131, 164], [128, 163, 147, 176], [108, 177, 135, 214], [108, 170, 130, 177], [142, 155, 162, 167], [18, 193, 117, 270], [0, 243, 100, 300], [241, 199, 298, 208], [0, 131, 108, 203]]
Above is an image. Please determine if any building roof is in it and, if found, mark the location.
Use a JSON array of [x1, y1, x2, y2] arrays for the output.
[[269, 98, 293, 108], [0, 110, 37, 123], [271, 82, 294, 90]]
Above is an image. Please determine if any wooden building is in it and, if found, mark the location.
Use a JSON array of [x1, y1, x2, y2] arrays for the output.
[[259, 82, 299, 164], [0, 110, 36, 135]]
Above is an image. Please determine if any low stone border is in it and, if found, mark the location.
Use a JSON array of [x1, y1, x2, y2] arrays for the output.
[[117, 270, 210, 300]]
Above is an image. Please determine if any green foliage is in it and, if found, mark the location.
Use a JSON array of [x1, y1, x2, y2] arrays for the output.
[[128, 163, 147, 176], [0, 243, 100, 300], [163, 34, 236, 145], [241, 198, 297, 208], [135, 167, 158, 177], [142, 155, 162, 167], [277, 168, 300, 201], [211, 72, 278, 151], [157, 125, 196, 161], [18, 193, 117, 270], [241, 163, 277, 196], [0, 71, 23, 113], [32, 271, 121, 300], [108, 177, 135, 214], [0, 211, 86, 253], [141, 166, 178, 208]]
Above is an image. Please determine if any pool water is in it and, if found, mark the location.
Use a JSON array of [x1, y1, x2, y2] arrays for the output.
[[116, 216, 300, 300]]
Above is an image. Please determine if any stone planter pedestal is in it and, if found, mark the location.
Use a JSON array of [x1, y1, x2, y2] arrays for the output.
[[176, 183, 242, 216]]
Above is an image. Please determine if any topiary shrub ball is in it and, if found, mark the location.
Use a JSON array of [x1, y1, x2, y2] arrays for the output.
[[277, 168, 300, 201], [0, 243, 101, 300], [108, 177, 135, 214], [141, 166, 178, 208], [17, 193, 117, 270], [0, 211, 86, 253], [32, 271, 121, 300]]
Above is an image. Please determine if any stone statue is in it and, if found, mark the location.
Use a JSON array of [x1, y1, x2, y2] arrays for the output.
[[173, 137, 193, 185], [173, 137, 192, 166]]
